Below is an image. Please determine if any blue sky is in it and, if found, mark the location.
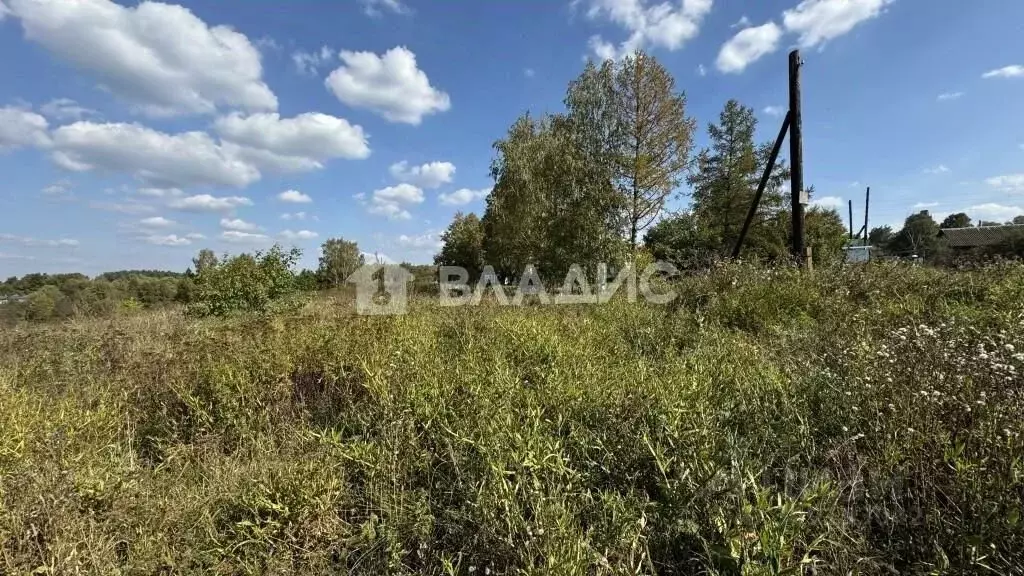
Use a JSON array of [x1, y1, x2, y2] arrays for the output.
[[1, 0, 1022, 276]]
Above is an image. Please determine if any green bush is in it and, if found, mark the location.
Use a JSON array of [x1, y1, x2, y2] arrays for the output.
[[186, 245, 302, 317]]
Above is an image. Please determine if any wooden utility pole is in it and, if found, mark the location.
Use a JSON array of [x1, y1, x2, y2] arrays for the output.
[[848, 199, 854, 239], [788, 50, 806, 264], [863, 186, 870, 247]]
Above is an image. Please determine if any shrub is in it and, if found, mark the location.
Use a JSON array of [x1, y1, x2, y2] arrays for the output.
[[186, 245, 302, 317]]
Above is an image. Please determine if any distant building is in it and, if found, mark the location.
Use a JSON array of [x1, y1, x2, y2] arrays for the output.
[[938, 224, 1024, 251]]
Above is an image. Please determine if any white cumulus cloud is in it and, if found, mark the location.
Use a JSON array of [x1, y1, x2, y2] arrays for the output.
[[140, 216, 175, 227], [279, 229, 318, 240], [763, 105, 785, 117], [580, 0, 713, 61], [39, 98, 98, 121], [982, 65, 1024, 79], [782, 0, 893, 49], [221, 230, 271, 243], [325, 46, 450, 125], [220, 218, 259, 232], [986, 174, 1024, 193], [360, 0, 411, 17], [810, 195, 843, 209], [937, 92, 963, 101], [144, 234, 191, 246], [0, 106, 50, 150], [51, 121, 260, 188], [965, 203, 1024, 223], [170, 194, 253, 212], [389, 160, 455, 189], [214, 112, 370, 168], [5, 0, 277, 117], [278, 189, 312, 203], [292, 46, 334, 75], [359, 183, 423, 220], [397, 232, 442, 250], [716, 22, 783, 74], [439, 187, 490, 206]]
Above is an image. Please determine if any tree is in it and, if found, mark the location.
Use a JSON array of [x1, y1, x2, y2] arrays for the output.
[[610, 51, 696, 248], [940, 212, 971, 229], [868, 226, 894, 247], [688, 99, 789, 259], [643, 212, 718, 268], [1013, 216, 1024, 225], [804, 207, 848, 265], [188, 245, 302, 317], [483, 113, 625, 282], [192, 249, 218, 275], [887, 210, 941, 258], [435, 212, 486, 281], [317, 238, 363, 288]]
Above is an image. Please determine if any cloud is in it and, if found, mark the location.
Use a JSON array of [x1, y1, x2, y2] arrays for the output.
[[810, 195, 843, 209], [186, 232, 206, 240], [937, 91, 963, 101], [137, 187, 183, 197], [292, 46, 334, 75], [140, 216, 175, 227], [220, 218, 259, 232], [389, 160, 456, 188], [439, 187, 491, 206], [90, 200, 157, 215], [716, 22, 783, 74], [781, 0, 893, 49], [359, 183, 423, 220], [986, 174, 1024, 193], [982, 65, 1024, 79], [279, 229, 318, 240], [41, 180, 71, 196], [280, 211, 307, 221], [278, 189, 312, 203], [214, 111, 371, 169], [360, 0, 411, 17], [39, 98, 98, 121], [965, 203, 1024, 222], [696, 63, 707, 76], [923, 164, 950, 175], [221, 230, 271, 243], [763, 105, 785, 117], [0, 105, 50, 150], [5, 0, 277, 117], [579, 0, 713, 60], [731, 15, 752, 28], [51, 121, 260, 188], [913, 201, 940, 209], [397, 232, 442, 250], [144, 234, 192, 246], [0, 233, 79, 247], [170, 194, 253, 212], [325, 46, 451, 124]]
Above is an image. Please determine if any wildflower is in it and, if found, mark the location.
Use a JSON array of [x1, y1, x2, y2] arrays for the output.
[[842, 426, 849, 433]]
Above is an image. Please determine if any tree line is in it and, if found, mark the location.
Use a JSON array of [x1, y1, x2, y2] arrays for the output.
[[435, 50, 849, 282]]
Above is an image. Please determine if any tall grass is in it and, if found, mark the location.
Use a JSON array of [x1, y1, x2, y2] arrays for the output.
[[2, 262, 1022, 574]]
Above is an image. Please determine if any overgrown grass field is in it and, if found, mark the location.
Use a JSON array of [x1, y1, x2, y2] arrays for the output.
[[2, 262, 1023, 574]]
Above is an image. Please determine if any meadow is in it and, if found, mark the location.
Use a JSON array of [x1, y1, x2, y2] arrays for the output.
[[2, 261, 1023, 575]]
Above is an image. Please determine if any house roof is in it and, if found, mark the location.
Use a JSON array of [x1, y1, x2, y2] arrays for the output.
[[938, 224, 1024, 248]]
